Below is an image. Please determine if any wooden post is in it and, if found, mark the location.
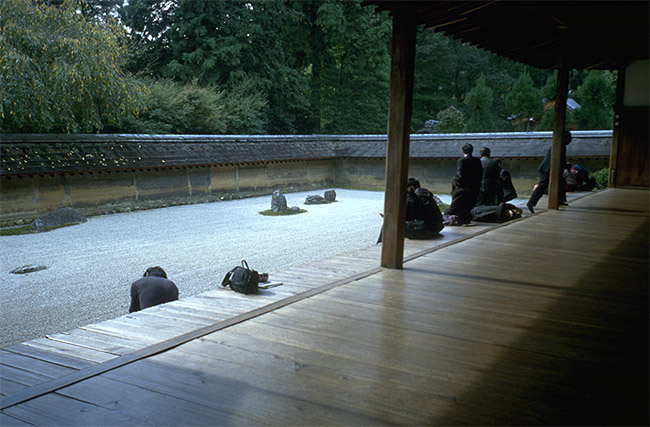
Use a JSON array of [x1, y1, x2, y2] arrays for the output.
[[608, 67, 626, 187], [548, 58, 569, 209], [381, 8, 416, 269]]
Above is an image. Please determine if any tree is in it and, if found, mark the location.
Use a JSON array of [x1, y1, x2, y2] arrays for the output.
[[505, 71, 543, 131], [436, 106, 465, 133], [122, 0, 311, 134], [464, 74, 495, 132], [572, 70, 615, 130], [314, 1, 391, 134], [412, 28, 459, 131], [0, 0, 145, 133], [539, 70, 615, 131]]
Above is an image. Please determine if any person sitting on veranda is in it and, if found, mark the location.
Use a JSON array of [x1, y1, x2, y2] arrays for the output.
[[129, 266, 179, 313], [443, 175, 474, 225], [495, 158, 518, 202], [377, 178, 443, 242], [405, 178, 444, 237]]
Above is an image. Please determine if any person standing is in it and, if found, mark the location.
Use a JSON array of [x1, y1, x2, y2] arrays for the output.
[[129, 266, 179, 313], [527, 130, 572, 213], [456, 143, 483, 210], [478, 147, 500, 206]]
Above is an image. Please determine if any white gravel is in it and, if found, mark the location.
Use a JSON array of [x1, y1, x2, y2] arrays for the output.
[[2, 189, 455, 348]]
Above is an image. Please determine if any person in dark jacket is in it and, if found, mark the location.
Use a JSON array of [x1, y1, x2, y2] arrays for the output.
[[129, 266, 179, 313], [456, 143, 483, 209], [377, 178, 443, 242], [478, 147, 500, 206], [496, 158, 518, 202], [443, 175, 474, 225], [527, 131, 571, 213]]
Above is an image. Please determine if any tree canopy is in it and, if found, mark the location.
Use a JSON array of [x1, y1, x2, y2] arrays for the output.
[[0, 0, 144, 133], [0, 0, 617, 134]]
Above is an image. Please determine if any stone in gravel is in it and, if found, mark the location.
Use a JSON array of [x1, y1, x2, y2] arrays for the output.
[[11, 265, 48, 274], [324, 190, 336, 202], [271, 190, 287, 212], [290, 206, 301, 211], [305, 195, 326, 204], [31, 207, 87, 231]]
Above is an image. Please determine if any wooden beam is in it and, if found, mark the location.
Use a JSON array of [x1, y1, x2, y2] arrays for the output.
[[381, 8, 417, 269], [547, 57, 569, 209]]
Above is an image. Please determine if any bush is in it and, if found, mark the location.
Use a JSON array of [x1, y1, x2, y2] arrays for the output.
[[591, 168, 609, 189], [122, 78, 267, 134]]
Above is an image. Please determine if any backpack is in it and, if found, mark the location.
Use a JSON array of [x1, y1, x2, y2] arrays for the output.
[[221, 260, 259, 294]]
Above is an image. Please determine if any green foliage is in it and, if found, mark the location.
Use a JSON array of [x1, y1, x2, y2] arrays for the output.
[[573, 71, 615, 130], [122, 78, 267, 134], [505, 71, 543, 130], [259, 208, 307, 216], [0, 0, 145, 133], [436, 106, 465, 133], [3, 0, 618, 135], [464, 74, 495, 132], [591, 168, 609, 189], [122, 0, 312, 134], [0, 223, 74, 236], [311, 1, 391, 134]]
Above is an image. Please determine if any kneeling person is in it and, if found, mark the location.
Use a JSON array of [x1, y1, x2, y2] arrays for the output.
[[129, 266, 179, 313]]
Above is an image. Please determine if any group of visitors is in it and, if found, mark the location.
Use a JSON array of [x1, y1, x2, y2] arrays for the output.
[[443, 143, 522, 225]]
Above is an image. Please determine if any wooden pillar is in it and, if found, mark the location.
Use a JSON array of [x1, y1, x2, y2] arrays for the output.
[[548, 58, 569, 209], [608, 67, 626, 187], [381, 8, 416, 269]]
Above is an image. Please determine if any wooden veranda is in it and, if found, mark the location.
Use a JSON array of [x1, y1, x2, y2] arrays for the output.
[[1, 188, 648, 425]]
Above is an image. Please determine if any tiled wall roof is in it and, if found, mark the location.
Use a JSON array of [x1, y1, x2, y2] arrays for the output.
[[1, 131, 611, 177]]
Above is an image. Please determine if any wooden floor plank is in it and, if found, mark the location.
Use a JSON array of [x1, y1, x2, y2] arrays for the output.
[[0, 364, 53, 388], [102, 338, 494, 425], [1, 343, 94, 370], [55, 376, 257, 426], [191, 328, 561, 424], [20, 339, 117, 364], [0, 377, 30, 397], [2, 392, 138, 426], [43, 333, 134, 357], [0, 411, 32, 426], [51, 328, 145, 352], [0, 350, 77, 379]]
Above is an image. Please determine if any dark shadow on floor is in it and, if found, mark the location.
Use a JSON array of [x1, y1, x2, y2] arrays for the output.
[[432, 220, 649, 426]]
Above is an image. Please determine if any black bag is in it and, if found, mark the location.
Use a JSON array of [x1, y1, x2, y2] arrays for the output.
[[221, 260, 259, 294]]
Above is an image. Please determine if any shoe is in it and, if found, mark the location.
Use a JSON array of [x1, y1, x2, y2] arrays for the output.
[[526, 202, 535, 213]]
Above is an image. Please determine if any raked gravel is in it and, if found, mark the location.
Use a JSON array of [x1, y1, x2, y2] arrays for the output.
[[0, 189, 453, 348]]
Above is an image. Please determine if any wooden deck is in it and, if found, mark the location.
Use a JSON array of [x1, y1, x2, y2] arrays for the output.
[[1, 188, 648, 426]]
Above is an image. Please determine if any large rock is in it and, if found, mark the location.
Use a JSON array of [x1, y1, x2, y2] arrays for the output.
[[271, 190, 287, 212], [11, 265, 47, 274], [31, 207, 87, 231], [305, 195, 326, 204], [324, 190, 336, 202]]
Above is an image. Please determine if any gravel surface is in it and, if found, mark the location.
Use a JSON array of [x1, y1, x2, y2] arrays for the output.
[[2, 189, 456, 348]]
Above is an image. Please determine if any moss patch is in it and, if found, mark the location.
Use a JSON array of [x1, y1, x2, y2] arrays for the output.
[[0, 223, 76, 236], [259, 209, 308, 216]]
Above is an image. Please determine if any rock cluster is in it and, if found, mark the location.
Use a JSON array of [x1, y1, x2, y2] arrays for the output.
[[305, 190, 337, 205], [31, 207, 87, 231]]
